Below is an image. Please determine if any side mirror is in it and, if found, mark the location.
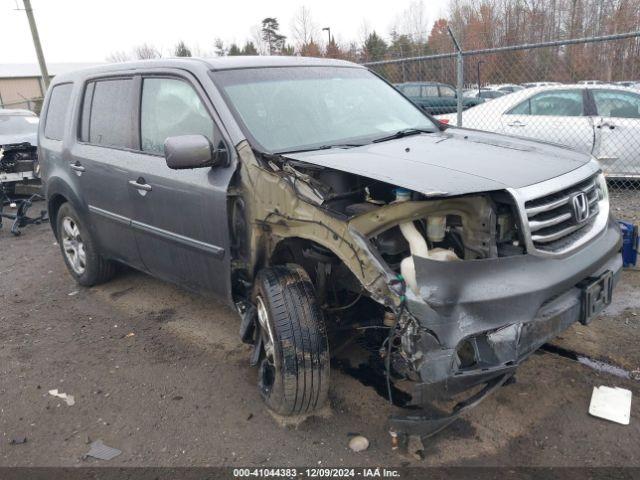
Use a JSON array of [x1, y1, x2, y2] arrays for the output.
[[164, 134, 228, 170]]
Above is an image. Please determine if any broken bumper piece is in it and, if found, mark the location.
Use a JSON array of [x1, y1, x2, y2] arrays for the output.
[[390, 372, 513, 439], [392, 217, 622, 437]]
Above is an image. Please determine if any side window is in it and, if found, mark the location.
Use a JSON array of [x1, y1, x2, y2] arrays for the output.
[[508, 90, 583, 117], [400, 85, 420, 97], [140, 78, 215, 154], [84, 78, 134, 148], [593, 90, 640, 119], [44, 83, 73, 140], [439, 86, 456, 98], [422, 85, 439, 97]]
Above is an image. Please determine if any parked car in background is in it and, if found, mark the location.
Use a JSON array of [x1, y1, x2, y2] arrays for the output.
[[394, 81, 483, 115], [615, 81, 640, 89], [0, 109, 38, 146], [522, 81, 562, 88], [487, 83, 525, 93], [578, 80, 607, 85], [0, 109, 40, 194], [437, 85, 640, 178], [463, 88, 506, 100]]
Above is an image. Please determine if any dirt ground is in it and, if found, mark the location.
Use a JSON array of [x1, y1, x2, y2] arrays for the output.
[[1, 218, 640, 467]]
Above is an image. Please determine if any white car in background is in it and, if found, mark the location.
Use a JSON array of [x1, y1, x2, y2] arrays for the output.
[[521, 81, 562, 88], [486, 83, 525, 93], [437, 85, 640, 178]]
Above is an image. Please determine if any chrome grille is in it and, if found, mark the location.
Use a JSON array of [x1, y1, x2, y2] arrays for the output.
[[524, 174, 602, 252]]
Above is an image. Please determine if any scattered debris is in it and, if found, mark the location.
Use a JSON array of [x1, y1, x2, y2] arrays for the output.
[[48, 388, 75, 406], [68, 291, 79, 296], [246, 413, 254, 421], [83, 440, 122, 461], [348, 435, 369, 452], [406, 435, 425, 460], [171, 395, 183, 401], [589, 386, 632, 425], [124, 332, 135, 338], [9, 436, 27, 445]]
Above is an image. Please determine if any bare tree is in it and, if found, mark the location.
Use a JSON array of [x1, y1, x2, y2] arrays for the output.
[[393, 0, 430, 42], [291, 6, 318, 50], [106, 50, 130, 62], [133, 43, 162, 60], [250, 24, 268, 55]]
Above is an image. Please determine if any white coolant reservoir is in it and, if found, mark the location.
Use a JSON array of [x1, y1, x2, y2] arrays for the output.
[[393, 189, 458, 294]]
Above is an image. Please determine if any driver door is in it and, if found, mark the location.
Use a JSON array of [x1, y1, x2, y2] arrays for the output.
[[126, 72, 235, 298]]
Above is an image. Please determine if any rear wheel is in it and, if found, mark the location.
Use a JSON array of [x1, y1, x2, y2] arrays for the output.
[[56, 202, 116, 286], [253, 265, 330, 416]]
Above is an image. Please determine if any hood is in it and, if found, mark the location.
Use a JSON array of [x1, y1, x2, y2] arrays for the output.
[[283, 129, 591, 196], [0, 132, 38, 147]]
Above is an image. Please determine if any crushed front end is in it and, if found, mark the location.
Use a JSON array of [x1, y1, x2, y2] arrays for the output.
[[233, 144, 622, 439], [377, 170, 622, 438]]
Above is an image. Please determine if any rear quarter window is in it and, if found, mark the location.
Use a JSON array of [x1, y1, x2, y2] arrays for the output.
[[44, 83, 73, 140]]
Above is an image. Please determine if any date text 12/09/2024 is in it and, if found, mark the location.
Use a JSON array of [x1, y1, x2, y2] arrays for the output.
[[232, 468, 401, 478]]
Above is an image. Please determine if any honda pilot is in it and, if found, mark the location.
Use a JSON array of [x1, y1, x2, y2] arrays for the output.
[[39, 57, 622, 442]]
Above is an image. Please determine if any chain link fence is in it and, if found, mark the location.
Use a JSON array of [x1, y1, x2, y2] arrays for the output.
[[364, 31, 640, 221]]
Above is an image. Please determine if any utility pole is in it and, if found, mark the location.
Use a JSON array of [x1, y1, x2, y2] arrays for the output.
[[447, 26, 463, 128], [322, 27, 331, 45], [22, 0, 50, 93]]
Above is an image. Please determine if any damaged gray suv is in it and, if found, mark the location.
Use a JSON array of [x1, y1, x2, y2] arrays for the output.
[[39, 57, 622, 441]]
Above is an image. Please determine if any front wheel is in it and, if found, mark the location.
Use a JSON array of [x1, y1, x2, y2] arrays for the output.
[[253, 265, 330, 416]]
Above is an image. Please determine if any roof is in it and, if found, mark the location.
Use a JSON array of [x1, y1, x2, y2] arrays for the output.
[[202, 55, 358, 70], [48, 56, 363, 84], [0, 108, 37, 116]]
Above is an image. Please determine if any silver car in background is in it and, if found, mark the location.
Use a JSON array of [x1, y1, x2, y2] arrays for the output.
[[438, 85, 640, 178]]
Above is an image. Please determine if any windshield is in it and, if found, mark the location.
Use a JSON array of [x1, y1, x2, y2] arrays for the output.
[[0, 114, 39, 135], [213, 66, 437, 153]]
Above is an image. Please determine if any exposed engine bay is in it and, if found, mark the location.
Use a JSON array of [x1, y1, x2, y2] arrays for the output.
[[0, 142, 39, 186], [0, 143, 46, 235]]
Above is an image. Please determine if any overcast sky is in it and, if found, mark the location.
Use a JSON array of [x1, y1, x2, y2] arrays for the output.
[[1, 0, 450, 63]]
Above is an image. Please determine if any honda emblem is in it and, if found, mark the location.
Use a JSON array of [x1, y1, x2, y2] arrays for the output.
[[572, 192, 590, 223]]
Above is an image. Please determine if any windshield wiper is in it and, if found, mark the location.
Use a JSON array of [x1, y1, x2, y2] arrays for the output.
[[276, 143, 364, 155], [371, 128, 434, 144]]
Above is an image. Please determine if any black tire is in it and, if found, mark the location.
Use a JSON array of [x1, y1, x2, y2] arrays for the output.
[[56, 202, 116, 286], [253, 264, 330, 416]]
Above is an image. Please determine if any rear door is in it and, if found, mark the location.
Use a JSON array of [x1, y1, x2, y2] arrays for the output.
[[429, 84, 454, 115], [126, 72, 234, 298], [500, 89, 595, 154], [69, 76, 143, 268], [591, 88, 640, 176]]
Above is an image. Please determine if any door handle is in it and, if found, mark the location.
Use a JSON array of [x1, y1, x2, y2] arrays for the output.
[[507, 120, 526, 127], [69, 162, 85, 172], [128, 179, 152, 192]]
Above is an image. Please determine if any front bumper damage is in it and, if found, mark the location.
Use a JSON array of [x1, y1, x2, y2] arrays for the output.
[[390, 217, 623, 438]]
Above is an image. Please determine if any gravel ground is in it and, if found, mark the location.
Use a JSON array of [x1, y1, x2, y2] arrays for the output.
[[609, 185, 640, 224], [1, 220, 640, 467]]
